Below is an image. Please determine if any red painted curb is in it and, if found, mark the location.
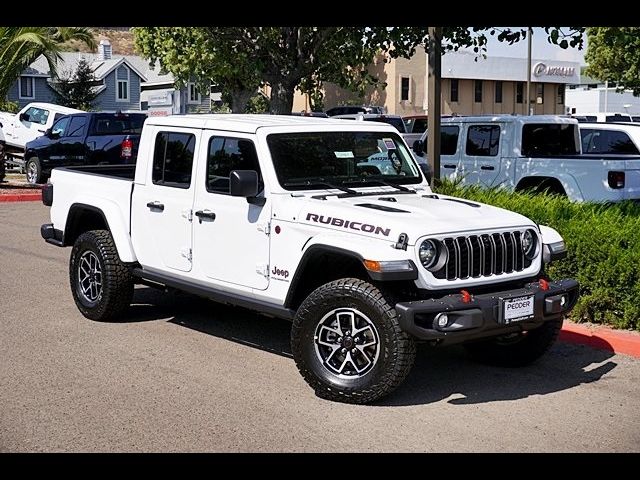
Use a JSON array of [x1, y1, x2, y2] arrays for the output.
[[0, 193, 42, 202], [560, 321, 640, 359]]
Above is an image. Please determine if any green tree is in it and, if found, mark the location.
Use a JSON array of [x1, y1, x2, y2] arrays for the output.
[[0, 27, 96, 100], [133, 27, 584, 115], [54, 58, 99, 110], [585, 27, 640, 95]]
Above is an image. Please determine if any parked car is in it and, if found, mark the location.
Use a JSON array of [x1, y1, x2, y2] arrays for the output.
[[0, 102, 82, 168], [571, 112, 639, 123], [41, 114, 577, 404], [412, 115, 640, 202], [325, 105, 385, 116], [289, 111, 329, 118], [579, 122, 640, 155], [23, 111, 147, 184]]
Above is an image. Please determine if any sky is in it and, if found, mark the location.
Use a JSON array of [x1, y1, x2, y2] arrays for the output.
[[481, 27, 587, 65]]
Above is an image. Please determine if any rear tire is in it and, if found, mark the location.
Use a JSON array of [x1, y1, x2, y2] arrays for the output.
[[26, 156, 45, 185], [464, 319, 563, 367], [69, 230, 134, 321], [291, 278, 416, 404]]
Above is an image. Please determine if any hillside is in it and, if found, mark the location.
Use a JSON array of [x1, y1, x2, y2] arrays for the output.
[[61, 28, 137, 56]]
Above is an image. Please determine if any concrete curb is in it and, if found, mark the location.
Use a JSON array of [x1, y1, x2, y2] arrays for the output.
[[560, 321, 640, 359], [0, 192, 42, 202]]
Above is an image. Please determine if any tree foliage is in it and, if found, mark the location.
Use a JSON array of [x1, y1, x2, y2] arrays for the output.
[[585, 27, 640, 95], [0, 27, 96, 100], [54, 58, 99, 110], [133, 27, 585, 115]]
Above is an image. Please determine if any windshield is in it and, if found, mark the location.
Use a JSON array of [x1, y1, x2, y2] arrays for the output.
[[267, 131, 422, 190], [521, 123, 580, 157]]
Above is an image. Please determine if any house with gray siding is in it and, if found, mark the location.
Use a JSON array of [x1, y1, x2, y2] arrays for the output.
[[6, 40, 146, 111], [7, 39, 213, 115]]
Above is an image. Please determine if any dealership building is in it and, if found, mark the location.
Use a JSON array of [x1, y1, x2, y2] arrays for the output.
[[294, 48, 581, 116]]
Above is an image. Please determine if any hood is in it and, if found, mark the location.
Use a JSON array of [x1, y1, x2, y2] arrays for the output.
[[0, 111, 14, 125], [284, 190, 535, 244]]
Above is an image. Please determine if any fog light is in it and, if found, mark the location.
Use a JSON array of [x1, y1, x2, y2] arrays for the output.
[[435, 313, 449, 328]]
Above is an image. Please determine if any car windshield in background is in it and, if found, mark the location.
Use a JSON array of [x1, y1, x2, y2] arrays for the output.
[[91, 114, 146, 135], [364, 117, 406, 133], [267, 131, 422, 190], [521, 124, 580, 157]]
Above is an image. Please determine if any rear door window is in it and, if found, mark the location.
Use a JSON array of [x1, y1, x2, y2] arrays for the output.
[[66, 116, 87, 137], [152, 132, 196, 188], [466, 125, 500, 156], [581, 129, 639, 154]]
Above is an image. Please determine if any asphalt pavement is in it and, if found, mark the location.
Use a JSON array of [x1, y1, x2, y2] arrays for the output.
[[1, 202, 639, 452]]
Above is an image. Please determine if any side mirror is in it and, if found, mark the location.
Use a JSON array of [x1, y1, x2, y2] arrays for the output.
[[44, 128, 52, 137], [19, 112, 30, 122], [229, 170, 260, 198], [413, 139, 424, 155]]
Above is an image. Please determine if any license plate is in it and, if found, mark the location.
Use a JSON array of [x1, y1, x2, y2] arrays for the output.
[[503, 295, 535, 323]]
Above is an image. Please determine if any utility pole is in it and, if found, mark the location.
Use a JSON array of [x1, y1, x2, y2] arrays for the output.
[[426, 27, 442, 186], [526, 27, 533, 115]]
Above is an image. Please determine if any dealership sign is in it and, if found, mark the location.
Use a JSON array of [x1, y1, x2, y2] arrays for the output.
[[533, 62, 576, 78]]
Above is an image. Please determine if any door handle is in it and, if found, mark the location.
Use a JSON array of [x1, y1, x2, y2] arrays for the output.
[[195, 209, 216, 223], [443, 164, 457, 169], [38, 129, 46, 133], [480, 165, 495, 171], [146, 201, 164, 211]]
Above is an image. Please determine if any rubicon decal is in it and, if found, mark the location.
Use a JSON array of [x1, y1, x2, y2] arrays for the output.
[[306, 213, 391, 237]]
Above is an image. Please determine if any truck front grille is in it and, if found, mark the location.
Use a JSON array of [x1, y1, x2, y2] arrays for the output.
[[433, 231, 532, 280]]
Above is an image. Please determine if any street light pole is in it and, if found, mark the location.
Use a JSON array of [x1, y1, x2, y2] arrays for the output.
[[427, 27, 442, 186], [526, 27, 533, 115]]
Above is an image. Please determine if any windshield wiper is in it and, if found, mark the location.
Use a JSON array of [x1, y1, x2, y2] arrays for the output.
[[283, 179, 360, 195], [345, 178, 415, 193]]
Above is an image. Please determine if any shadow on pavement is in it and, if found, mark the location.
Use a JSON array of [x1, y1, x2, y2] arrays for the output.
[[121, 286, 618, 406]]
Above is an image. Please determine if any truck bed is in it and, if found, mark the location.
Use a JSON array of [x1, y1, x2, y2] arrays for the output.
[[55, 164, 136, 180]]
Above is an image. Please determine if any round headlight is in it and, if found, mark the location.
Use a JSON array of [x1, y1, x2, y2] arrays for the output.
[[522, 229, 537, 258], [419, 239, 438, 269]]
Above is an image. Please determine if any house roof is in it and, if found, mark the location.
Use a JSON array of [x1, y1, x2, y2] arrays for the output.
[[25, 52, 149, 82]]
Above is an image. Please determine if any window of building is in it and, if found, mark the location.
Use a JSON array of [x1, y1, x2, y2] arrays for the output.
[[19, 77, 35, 99], [516, 82, 524, 104], [474, 80, 483, 103], [450, 79, 459, 103], [66, 116, 87, 137], [152, 132, 196, 188], [495, 81, 503, 104], [466, 125, 500, 156], [536, 83, 544, 104], [207, 137, 262, 194], [581, 129, 640, 154], [557, 84, 565, 105], [188, 82, 201, 104], [400, 77, 410, 101], [116, 65, 130, 102]]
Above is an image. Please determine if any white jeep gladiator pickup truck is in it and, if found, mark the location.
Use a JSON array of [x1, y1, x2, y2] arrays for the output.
[[41, 114, 579, 404], [413, 115, 640, 202], [0, 102, 82, 168]]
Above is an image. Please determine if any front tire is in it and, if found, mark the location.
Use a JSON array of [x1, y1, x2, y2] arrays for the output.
[[291, 278, 416, 404], [0, 143, 6, 182], [26, 156, 45, 185], [69, 230, 134, 321], [464, 319, 563, 367]]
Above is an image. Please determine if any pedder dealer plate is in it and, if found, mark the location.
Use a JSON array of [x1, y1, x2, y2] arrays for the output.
[[502, 295, 535, 323]]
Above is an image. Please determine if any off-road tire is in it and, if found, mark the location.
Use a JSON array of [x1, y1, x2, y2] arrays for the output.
[[26, 156, 46, 185], [69, 230, 134, 321], [291, 278, 416, 404], [464, 319, 563, 367], [0, 143, 6, 182]]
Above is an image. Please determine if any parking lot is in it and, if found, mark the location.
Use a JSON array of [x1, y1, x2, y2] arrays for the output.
[[1, 201, 639, 452]]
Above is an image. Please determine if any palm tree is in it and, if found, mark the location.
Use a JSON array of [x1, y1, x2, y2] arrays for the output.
[[0, 27, 96, 100]]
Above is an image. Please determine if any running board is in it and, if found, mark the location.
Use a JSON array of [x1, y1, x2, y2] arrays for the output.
[[132, 267, 295, 320]]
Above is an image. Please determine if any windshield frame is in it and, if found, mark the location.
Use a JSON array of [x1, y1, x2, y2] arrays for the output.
[[266, 130, 425, 191]]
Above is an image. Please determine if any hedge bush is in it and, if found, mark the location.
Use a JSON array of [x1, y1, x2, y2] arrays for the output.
[[434, 181, 640, 331]]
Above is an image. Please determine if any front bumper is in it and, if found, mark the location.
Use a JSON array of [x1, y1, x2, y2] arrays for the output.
[[395, 278, 579, 344]]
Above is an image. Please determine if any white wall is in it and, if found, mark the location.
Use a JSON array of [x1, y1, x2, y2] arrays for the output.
[[566, 88, 640, 115]]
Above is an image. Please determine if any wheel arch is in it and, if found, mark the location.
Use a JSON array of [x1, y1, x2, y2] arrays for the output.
[[515, 175, 581, 200], [64, 202, 137, 263]]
